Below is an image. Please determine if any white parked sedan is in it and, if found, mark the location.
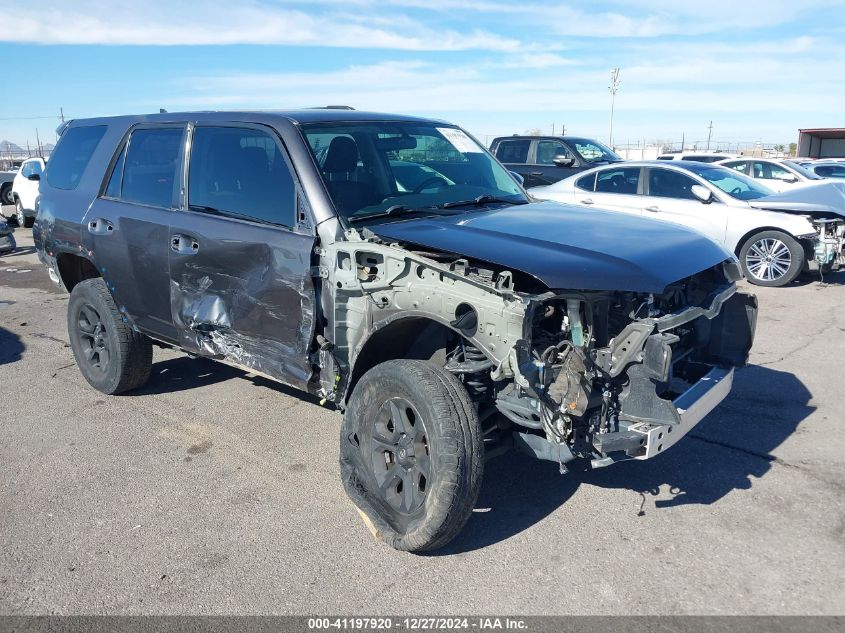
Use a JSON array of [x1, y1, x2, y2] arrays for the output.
[[529, 161, 845, 287], [717, 157, 826, 193]]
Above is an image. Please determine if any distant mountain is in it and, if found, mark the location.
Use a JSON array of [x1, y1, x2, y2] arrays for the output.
[[0, 140, 25, 154]]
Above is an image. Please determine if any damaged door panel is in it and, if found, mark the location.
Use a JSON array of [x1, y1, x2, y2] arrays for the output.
[[168, 123, 318, 391]]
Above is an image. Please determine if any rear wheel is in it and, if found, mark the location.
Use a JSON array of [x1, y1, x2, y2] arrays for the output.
[[0, 183, 12, 206], [739, 230, 804, 287], [67, 278, 153, 394], [340, 359, 483, 552]]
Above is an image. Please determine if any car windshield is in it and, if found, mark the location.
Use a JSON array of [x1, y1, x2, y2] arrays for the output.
[[567, 138, 621, 163], [783, 160, 822, 180], [679, 163, 776, 200], [300, 121, 527, 222]]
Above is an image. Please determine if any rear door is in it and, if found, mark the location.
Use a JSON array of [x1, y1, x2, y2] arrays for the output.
[[168, 123, 317, 390], [86, 124, 186, 342], [576, 166, 643, 215], [642, 167, 729, 246]]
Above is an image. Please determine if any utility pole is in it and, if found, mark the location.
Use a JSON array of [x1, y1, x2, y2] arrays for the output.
[[706, 120, 713, 150], [608, 68, 621, 148]]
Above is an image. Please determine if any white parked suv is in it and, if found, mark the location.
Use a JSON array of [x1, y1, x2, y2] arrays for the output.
[[656, 151, 739, 163], [717, 157, 826, 193], [529, 161, 845, 287], [8, 157, 45, 227]]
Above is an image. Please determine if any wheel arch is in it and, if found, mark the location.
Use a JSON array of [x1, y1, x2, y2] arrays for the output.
[[56, 252, 102, 292], [344, 315, 483, 405], [732, 225, 800, 256]]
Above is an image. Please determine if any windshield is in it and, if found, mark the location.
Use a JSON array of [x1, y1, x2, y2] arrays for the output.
[[680, 164, 776, 201], [300, 121, 527, 222], [567, 138, 621, 163], [783, 160, 822, 180]]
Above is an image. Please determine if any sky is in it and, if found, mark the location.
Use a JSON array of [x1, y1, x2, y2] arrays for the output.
[[2, 0, 844, 150]]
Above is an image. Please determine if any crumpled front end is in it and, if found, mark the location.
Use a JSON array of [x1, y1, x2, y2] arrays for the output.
[[496, 261, 757, 470], [808, 218, 845, 272]]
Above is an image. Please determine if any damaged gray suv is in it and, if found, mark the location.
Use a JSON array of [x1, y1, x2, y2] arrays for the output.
[[34, 110, 757, 551]]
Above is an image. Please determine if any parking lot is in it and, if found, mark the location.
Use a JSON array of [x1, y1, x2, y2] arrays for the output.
[[1, 225, 843, 615]]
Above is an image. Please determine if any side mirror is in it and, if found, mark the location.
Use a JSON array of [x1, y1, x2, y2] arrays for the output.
[[553, 155, 575, 167], [26, 173, 40, 181], [691, 184, 713, 203], [780, 176, 798, 183], [509, 171, 525, 186]]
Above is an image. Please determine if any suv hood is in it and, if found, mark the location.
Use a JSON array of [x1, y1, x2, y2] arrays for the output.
[[748, 181, 845, 218], [367, 201, 731, 293]]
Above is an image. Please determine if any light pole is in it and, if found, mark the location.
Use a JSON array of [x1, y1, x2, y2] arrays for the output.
[[608, 68, 621, 148]]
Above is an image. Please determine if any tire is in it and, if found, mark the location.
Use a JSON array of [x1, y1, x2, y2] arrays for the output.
[[67, 278, 153, 394], [0, 183, 12, 206], [340, 359, 483, 552], [738, 230, 804, 287], [14, 199, 32, 228]]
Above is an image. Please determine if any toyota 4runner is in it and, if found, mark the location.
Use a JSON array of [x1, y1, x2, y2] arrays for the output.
[[34, 110, 757, 551]]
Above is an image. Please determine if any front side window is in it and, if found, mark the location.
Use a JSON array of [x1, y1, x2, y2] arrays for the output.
[[648, 168, 699, 200], [494, 139, 530, 163], [535, 141, 572, 165], [680, 164, 775, 200], [188, 126, 296, 227], [754, 161, 792, 180], [568, 138, 621, 163], [45, 125, 107, 190], [722, 161, 749, 174], [595, 167, 640, 194], [119, 127, 184, 208], [301, 122, 526, 222]]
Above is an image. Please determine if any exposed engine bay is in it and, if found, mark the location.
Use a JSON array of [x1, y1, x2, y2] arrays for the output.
[[321, 230, 757, 472]]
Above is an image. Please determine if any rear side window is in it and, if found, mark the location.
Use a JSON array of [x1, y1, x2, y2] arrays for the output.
[[119, 127, 184, 208], [188, 126, 296, 227], [494, 140, 530, 163], [45, 125, 107, 190], [595, 167, 640, 194], [575, 173, 596, 191]]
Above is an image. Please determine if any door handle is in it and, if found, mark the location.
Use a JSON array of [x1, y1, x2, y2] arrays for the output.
[[645, 206, 660, 212], [529, 172, 543, 176], [581, 198, 594, 205], [87, 218, 114, 235], [171, 234, 199, 254]]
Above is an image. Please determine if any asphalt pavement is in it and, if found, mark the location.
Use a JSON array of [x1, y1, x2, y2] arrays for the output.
[[1, 224, 843, 615]]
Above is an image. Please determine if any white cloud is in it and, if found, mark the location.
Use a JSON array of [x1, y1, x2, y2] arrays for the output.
[[1, 1, 521, 50]]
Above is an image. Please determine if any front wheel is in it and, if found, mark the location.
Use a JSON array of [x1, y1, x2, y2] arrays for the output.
[[14, 199, 32, 228], [340, 359, 483, 552], [739, 230, 804, 287], [67, 278, 153, 394]]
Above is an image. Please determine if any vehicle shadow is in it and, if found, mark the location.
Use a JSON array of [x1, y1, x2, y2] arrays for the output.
[[790, 269, 845, 287], [0, 325, 24, 365], [0, 245, 36, 258], [134, 354, 324, 405], [431, 364, 813, 555]]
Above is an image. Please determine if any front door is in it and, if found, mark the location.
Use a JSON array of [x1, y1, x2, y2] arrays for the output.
[[642, 167, 729, 246], [530, 139, 580, 186], [168, 123, 317, 390]]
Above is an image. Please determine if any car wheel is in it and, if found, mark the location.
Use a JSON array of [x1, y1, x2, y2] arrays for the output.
[[739, 230, 804, 287], [340, 359, 483, 552], [67, 278, 153, 394], [0, 184, 12, 206]]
